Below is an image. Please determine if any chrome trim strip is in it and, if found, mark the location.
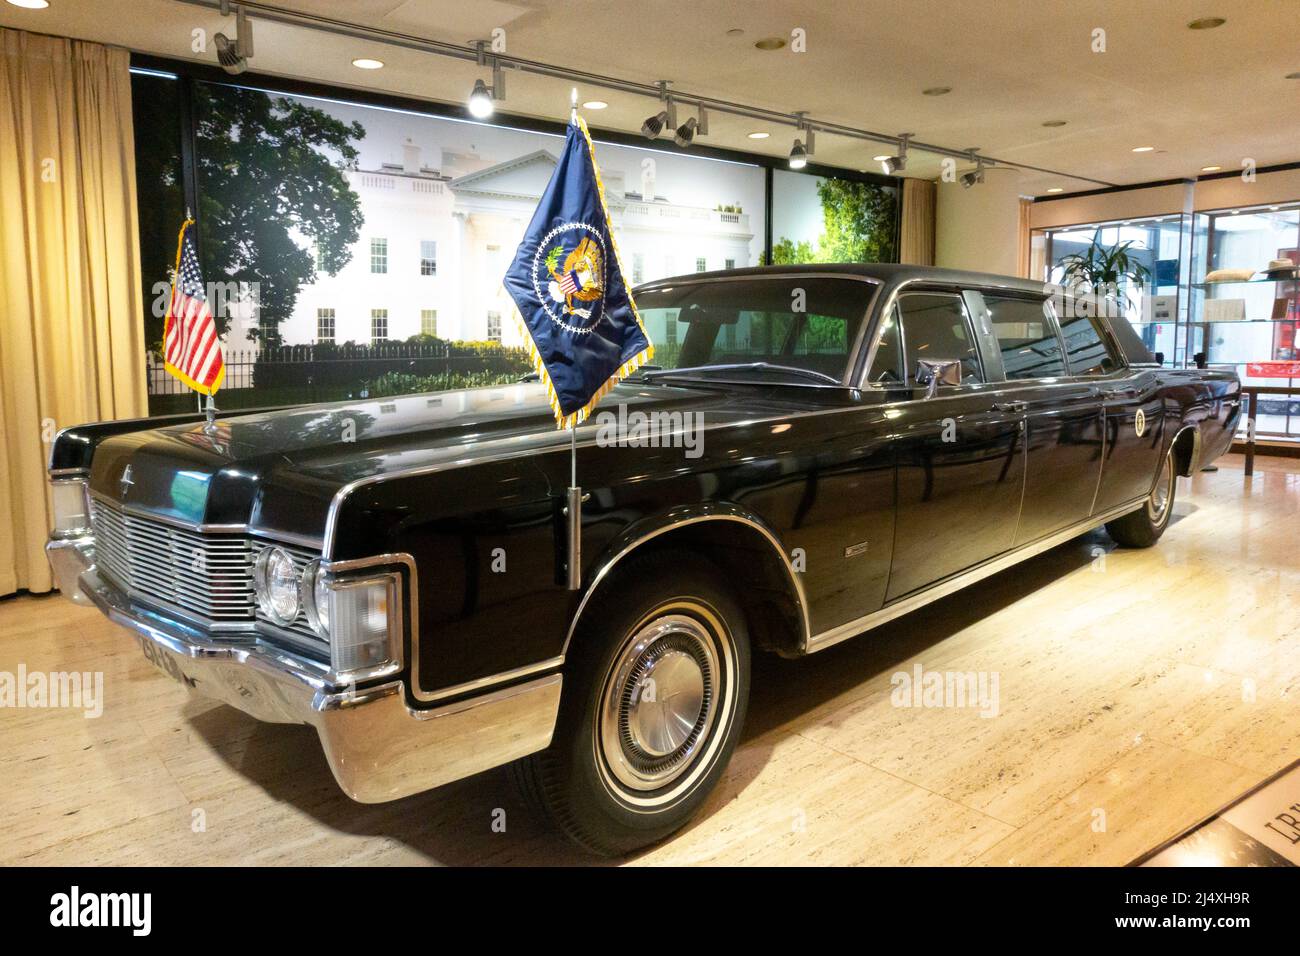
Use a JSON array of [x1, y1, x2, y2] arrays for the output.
[[413, 656, 566, 705], [87, 490, 324, 549], [804, 496, 1147, 654], [561, 511, 810, 658]]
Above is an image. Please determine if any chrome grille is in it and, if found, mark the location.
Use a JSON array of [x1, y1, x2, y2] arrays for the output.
[[89, 496, 321, 643]]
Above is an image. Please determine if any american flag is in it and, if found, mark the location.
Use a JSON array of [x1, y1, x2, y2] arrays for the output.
[[557, 270, 580, 296], [163, 220, 225, 395]]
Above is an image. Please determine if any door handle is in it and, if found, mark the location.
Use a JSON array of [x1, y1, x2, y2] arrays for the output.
[[992, 400, 1027, 413]]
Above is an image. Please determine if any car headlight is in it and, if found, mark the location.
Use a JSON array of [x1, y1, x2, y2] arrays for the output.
[[300, 558, 330, 637], [51, 478, 91, 538], [254, 547, 301, 625]]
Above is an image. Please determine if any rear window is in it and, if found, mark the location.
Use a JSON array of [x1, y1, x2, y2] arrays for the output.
[[1057, 300, 1121, 375], [985, 295, 1066, 380], [634, 276, 873, 381]]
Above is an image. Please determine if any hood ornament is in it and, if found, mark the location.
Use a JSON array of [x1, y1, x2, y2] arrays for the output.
[[119, 463, 134, 497]]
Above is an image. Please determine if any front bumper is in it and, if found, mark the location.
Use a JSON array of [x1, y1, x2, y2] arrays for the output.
[[45, 537, 561, 802]]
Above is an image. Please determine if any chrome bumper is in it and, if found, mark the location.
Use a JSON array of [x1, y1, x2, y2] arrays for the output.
[[44, 537, 562, 802]]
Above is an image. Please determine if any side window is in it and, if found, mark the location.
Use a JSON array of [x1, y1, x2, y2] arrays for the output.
[[866, 308, 903, 384], [986, 295, 1066, 380], [1057, 299, 1120, 375], [897, 292, 982, 385]]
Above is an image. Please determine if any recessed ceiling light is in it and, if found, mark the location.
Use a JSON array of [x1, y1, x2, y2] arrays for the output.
[[754, 37, 785, 51], [1042, 120, 1067, 127], [922, 86, 952, 96], [351, 58, 384, 70], [1188, 17, 1226, 30], [1131, 145, 1155, 152], [1046, 187, 1064, 193], [1201, 165, 1221, 172], [1270, 206, 1280, 210], [1231, 209, 1240, 214], [726, 28, 744, 37], [747, 131, 770, 139], [582, 100, 607, 110], [6, 0, 50, 7]]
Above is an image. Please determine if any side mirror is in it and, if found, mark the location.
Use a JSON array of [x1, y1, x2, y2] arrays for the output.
[[915, 359, 963, 398]]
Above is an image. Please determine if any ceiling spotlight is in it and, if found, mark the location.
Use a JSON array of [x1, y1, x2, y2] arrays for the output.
[[872, 155, 892, 162], [1187, 17, 1225, 29], [468, 78, 494, 119], [641, 110, 668, 138], [1201, 165, 1222, 172], [641, 81, 676, 139], [351, 58, 384, 70], [214, 1, 254, 75], [467, 42, 506, 120], [747, 131, 770, 139], [1131, 145, 1155, 152], [674, 116, 698, 147], [789, 139, 807, 170], [922, 86, 951, 96], [582, 100, 608, 110], [960, 156, 986, 188], [1046, 187, 1064, 194], [6, 0, 51, 8], [880, 133, 911, 174]]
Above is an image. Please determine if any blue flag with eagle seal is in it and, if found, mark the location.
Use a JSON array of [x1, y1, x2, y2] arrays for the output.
[[503, 115, 653, 429]]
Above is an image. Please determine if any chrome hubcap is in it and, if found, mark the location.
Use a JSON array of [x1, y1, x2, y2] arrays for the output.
[[1148, 450, 1174, 524], [598, 611, 721, 795]]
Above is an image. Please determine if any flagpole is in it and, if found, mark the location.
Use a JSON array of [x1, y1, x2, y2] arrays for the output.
[[565, 86, 582, 591]]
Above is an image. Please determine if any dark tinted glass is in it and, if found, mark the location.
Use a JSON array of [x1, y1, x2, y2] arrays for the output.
[[897, 293, 982, 384], [634, 276, 874, 380], [1058, 301, 1120, 375], [986, 295, 1066, 380]]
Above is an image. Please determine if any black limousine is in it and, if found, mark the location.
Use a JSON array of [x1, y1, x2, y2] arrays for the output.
[[47, 264, 1240, 854]]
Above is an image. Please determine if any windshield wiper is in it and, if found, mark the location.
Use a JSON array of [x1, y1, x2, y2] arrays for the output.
[[644, 362, 841, 386]]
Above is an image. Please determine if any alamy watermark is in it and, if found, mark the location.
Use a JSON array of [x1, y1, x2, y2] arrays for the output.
[[594, 404, 704, 458], [0, 666, 103, 718], [891, 663, 1000, 718]]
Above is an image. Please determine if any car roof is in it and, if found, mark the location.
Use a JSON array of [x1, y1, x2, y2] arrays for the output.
[[636, 263, 1050, 297]]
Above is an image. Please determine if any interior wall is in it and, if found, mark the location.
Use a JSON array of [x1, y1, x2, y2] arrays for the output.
[[934, 169, 1026, 277]]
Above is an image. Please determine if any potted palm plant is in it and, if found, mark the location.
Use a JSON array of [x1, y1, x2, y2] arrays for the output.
[[1057, 233, 1151, 310]]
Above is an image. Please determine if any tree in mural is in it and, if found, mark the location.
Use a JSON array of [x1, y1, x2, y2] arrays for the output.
[[194, 85, 365, 347], [767, 178, 898, 266], [136, 82, 365, 349]]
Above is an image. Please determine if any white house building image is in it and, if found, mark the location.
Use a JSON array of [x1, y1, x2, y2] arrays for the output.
[[262, 140, 755, 349]]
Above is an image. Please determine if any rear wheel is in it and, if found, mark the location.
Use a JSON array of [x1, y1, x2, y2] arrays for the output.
[[1105, 445, 1177, 547], [513, 552, 750, 856]]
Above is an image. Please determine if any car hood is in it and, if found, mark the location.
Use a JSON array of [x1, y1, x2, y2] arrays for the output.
[[86, 380, 778, 541]]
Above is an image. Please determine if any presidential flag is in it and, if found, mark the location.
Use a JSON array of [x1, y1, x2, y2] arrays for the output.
[[163, 219, 225, 396], [503, 116, 653, 429]]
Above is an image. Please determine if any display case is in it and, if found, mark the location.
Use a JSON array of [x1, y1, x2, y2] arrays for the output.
[[1188, 203, 1300, 440], [1032, 215, 1190, 365]]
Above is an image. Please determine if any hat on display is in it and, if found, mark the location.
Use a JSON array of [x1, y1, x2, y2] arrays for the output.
[[1261, 258, 1299, 279]]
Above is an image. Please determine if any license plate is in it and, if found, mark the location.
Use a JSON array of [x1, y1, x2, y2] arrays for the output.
[[136, 635, 193, 687]]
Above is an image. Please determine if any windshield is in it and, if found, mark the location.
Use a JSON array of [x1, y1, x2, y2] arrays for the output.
[[633, 276, 875, 383]]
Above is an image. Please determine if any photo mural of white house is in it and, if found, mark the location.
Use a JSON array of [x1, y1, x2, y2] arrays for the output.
[[225, 92, 763, 350]]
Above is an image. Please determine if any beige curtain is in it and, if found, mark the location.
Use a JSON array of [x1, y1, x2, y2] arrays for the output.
[[0, 28, 147, 596], [899, 178, 936, 266]]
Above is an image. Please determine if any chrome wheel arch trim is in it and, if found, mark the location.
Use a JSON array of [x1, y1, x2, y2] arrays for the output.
[[561, 508, 811, 659], [1168, 422, 1202, 478]]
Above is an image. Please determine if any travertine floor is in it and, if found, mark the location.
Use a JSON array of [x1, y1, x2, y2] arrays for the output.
[[1, 453, 1296, 866]]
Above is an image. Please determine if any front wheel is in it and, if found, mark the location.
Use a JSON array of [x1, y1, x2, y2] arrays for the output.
[[513, 552, 750, 856], [1105, 445, 1177, 547]]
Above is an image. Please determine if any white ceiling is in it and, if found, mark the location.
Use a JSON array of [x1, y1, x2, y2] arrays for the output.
[[4, 0, 1298, 196]]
